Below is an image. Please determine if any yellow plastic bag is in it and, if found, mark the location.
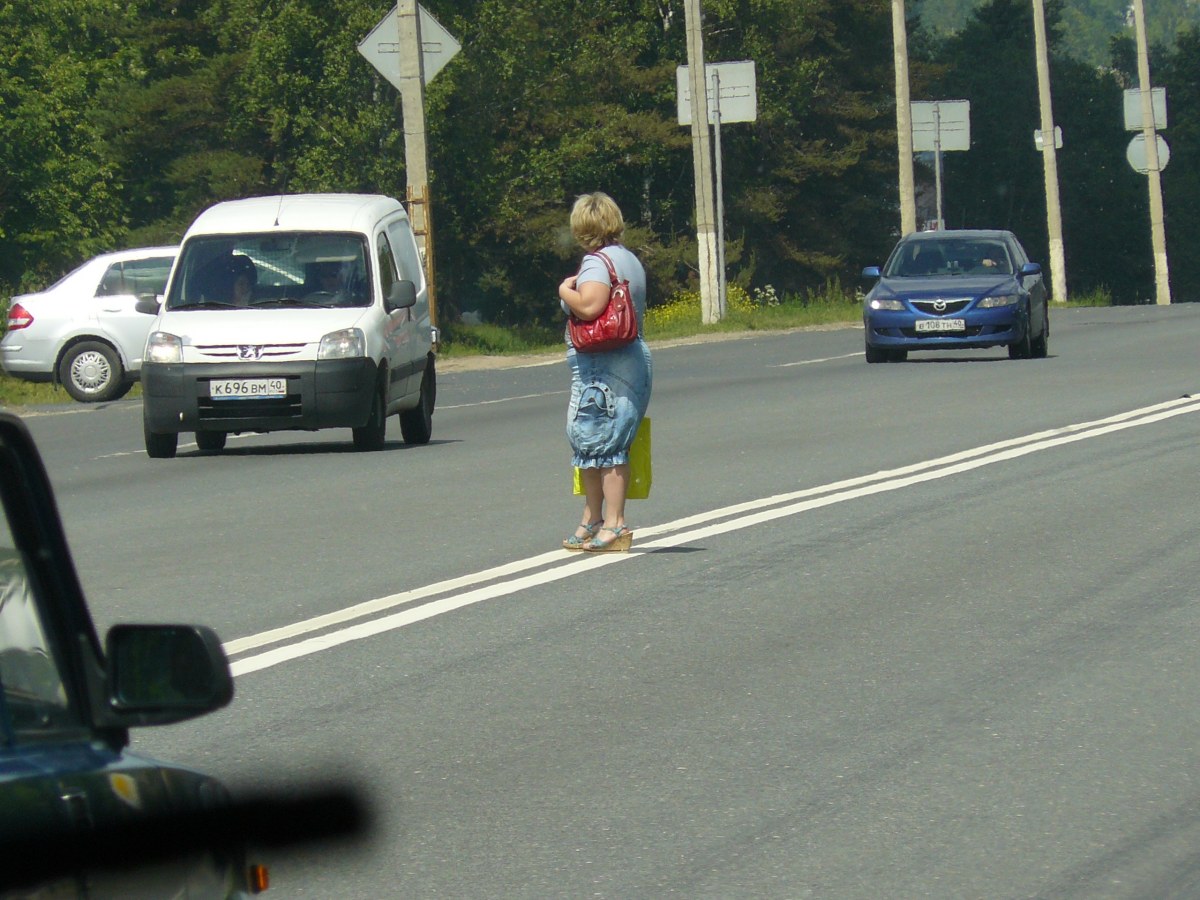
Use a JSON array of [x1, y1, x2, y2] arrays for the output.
[[572, 416, 651, 500]]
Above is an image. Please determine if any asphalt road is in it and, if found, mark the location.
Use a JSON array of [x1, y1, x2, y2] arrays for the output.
[[18, 304, 1200, 898]]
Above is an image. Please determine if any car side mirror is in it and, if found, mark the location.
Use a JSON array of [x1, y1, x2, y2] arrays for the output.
[[861, 266, 882, 279], [1019, 263, 1041, 277], [385, 280, 417, 312], [105, 624, 234, 725], [135, 294, 162, 315]]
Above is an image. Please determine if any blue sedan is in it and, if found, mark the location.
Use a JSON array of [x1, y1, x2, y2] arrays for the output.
[[861, 229, 1049, 362]]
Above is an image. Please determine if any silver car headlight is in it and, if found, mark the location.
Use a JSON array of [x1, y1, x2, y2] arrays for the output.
[[978, 293, 1020, 308], [145, 332, 183, 364], [869, 297, 905, 311], [318, 327, 365, 360]]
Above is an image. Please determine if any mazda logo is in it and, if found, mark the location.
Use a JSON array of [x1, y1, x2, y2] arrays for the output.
[[932, 299, 947, 312]]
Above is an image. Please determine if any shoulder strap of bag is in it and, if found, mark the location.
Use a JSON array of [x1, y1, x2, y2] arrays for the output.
[[590, 250, 620, 287]]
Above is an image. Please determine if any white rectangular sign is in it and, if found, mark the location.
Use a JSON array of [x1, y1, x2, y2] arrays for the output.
[[1123, 87, 1167, 130], [677, 61, 757, 126], [911, 100, 971, 152]]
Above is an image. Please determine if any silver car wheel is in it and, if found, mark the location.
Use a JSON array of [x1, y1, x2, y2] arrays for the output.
[[70, 350, 112, 394]]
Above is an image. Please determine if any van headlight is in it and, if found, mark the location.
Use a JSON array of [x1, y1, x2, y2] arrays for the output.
[[145, 332, 183, 364], [318, 328, 365, 360]]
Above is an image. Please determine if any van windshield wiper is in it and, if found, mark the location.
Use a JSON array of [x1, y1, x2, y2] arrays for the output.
[[172, 301, 247, 310]]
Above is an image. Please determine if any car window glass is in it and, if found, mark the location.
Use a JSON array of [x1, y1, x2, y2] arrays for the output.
[[96, 257, 174, 298], [376, 233, 399, 298], [385, 219, 423, 288], [0, 515, 76, 744]]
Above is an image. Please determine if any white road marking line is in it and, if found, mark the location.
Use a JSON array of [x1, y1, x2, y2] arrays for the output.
[[227, 395, 1200, 676], [771, 352, 862, 367]]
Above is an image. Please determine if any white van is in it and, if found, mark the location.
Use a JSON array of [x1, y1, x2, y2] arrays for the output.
[[141, 194, 435, 458]]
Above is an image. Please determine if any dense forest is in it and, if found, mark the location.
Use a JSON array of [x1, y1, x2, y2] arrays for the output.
[[2, 0, 1198, 326]]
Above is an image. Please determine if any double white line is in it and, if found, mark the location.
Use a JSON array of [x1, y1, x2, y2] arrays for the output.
[[226, 395, 1200, 676]]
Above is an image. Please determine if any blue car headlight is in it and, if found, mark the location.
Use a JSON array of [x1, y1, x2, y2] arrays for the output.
[[977, 293, 1020, 308], [869, 297, 905, 311]]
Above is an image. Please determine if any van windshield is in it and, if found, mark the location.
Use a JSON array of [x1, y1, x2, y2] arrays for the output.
[[166, 233, 371, 310]]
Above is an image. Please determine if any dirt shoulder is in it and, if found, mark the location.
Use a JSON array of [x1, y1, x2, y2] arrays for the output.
[[437, 322, 857, 372]]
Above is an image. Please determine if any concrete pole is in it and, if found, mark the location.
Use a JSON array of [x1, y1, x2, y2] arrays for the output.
[[1031, 0, 1068, 302], [1130, 0, 1171, 305], [892, 0, 917, 236], [396, 0, 439, 328], [683, 0, 720, 324]]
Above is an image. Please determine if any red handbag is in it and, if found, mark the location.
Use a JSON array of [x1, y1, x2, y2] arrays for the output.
[[567, 250, 639, 353]]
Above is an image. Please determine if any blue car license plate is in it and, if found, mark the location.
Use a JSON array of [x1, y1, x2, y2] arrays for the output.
[[915, 318, 966, 333]]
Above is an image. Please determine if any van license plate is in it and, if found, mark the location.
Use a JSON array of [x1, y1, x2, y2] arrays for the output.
[[210, 378, 287, 399], [915, 318, 965, 333]]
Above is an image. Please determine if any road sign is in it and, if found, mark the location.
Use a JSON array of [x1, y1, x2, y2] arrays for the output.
[[357, 4, 461, 90], [910, 100, 970, 152], [676, 61, 757, 125], [1126, 133, 1170, 173], [1034, 126, 1062, 150], [1123, 87, 1167, 130]]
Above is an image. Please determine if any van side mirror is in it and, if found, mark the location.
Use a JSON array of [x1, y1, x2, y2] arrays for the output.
[[385, 280, 417, 312]]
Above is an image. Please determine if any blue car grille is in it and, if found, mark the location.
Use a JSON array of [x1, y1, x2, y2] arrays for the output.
[[911, 299, 971, 315]]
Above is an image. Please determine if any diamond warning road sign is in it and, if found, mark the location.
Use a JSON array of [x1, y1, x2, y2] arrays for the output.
[[358, 4, 461, 90]]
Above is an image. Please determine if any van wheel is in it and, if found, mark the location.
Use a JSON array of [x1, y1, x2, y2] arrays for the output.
[[144, 424, 178, 459], [353, 386, 387, 451], [400, 356, 435, 445], [195, 431, 227, 452], [59, 341, 125, 402]]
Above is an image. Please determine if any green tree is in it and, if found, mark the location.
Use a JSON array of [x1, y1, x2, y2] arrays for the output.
[[1155, 26, 1200, 301], [920, 0, 1155, 301], [0, 0, 133, 293]]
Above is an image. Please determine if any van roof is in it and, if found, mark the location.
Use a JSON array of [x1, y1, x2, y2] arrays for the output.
[[184, 194, 405, 237]]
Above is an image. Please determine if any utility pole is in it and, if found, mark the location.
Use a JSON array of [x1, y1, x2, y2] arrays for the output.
[[1031, 0, 1068, 302], [683, 0, 720, 324], [892, 0, 917, 236], [1130, 0, 1171, 305], [395, 0, 439, 328]]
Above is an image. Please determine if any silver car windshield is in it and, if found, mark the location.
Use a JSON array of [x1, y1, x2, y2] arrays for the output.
[[166, 233, 372, 310]]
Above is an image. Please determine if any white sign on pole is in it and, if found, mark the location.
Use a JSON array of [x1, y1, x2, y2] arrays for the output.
[[676, 61, 757, 126], [910, 100, 970, 151], [358, 4, 461, 90], [1033, 126, 1063, 150], [1123, 87, 1167, 130], [1126, 133, 1170, 173]]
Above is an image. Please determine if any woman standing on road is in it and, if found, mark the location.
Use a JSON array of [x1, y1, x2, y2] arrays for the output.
[[558, 192, 653, 552]]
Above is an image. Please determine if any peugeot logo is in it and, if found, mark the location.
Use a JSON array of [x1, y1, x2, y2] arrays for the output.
[[932, 299, 947, 313], [237, 345, 265, 360]]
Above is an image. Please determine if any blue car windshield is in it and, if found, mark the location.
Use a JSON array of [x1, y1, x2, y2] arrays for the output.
[[886, 240, 1013, 277]]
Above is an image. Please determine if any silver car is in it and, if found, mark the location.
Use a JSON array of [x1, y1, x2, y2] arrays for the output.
[[1, 246, 177, 402]]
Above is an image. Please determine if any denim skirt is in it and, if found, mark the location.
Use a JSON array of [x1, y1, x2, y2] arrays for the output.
[[566, 338, 653, 468]]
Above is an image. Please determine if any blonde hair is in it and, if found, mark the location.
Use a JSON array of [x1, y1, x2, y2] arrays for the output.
[[569, 192, 625, 252]]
